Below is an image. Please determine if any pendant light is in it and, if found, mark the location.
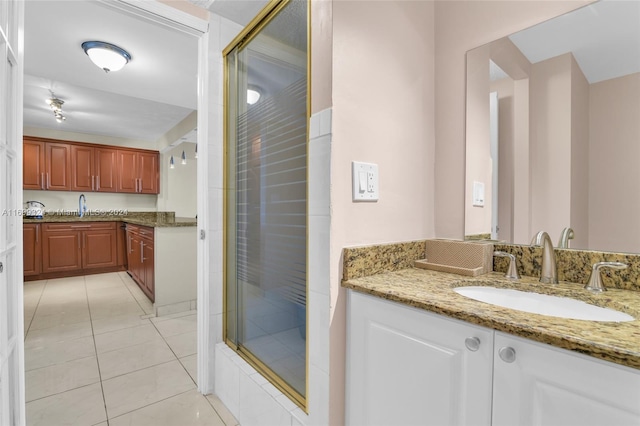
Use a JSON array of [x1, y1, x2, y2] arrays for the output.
[[169, 155, 175, 169]]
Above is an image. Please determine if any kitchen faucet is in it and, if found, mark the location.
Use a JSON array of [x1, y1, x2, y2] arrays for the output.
[[530, 231, 558, 284], [78, 194, 87, 217]]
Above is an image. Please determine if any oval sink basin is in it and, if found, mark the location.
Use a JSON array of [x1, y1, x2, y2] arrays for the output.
[[454, 286, 634, 322]]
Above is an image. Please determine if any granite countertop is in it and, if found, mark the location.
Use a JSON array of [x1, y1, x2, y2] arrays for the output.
[[23, 212, 197, 228], [342, 268, 640, 370]]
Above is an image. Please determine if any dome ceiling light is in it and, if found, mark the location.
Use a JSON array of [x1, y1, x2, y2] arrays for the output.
[[81, 41, 132, 73]]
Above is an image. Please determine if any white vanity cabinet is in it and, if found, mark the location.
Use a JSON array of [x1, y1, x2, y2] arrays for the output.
[[347, 290, 640, 426], [346, 291, 494, 426], [492, 332, 640, 426]]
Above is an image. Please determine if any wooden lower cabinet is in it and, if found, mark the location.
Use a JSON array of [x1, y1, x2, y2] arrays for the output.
[[126, 224, 155, 302], [23, 224, 42, 276], [42, 225, 82, 273], [82, 225, 118, 269], [26, 222, 122, 280]]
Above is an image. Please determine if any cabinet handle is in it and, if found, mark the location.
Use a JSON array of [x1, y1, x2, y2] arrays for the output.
[[465, 337, 481, 352], [91, 176, 94, 191], [140, 241, 144, 263], [47, 173, 50, 189], [499, 347, 517, 363], [96, 176, 100, 191], [40, 173, 45, 190], [127, 235, 132, 254]]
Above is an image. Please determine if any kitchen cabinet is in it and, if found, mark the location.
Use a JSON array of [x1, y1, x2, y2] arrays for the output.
[[23, 137, 71, 190], [23, 224, 41, 276], [23, 139, 45, 190], [70, 145, 119, 192], [41, 222, 117, 274], [346, 291, 640, 426], [117, 150, 159, 194], [23, 136, 158, 194], [125, 224, 155, 302]]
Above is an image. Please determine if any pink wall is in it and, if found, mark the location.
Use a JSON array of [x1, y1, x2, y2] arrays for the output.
[[464, 45, 492, 236], [589, 72, 640, 253], [330, 1, 435, 424], [434, 0, 593, 240], [570, 54, 590, 249], [530, 53, 573, 239]]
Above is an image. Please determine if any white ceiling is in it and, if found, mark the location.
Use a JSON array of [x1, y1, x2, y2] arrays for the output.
[[509, 0, 640, 84], [23, 0, 199, 143]]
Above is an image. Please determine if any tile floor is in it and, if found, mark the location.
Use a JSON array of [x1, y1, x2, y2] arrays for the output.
[[23, 271, 239, 426]]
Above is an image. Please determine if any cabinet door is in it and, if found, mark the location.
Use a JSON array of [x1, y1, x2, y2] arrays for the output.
[[117, 150, 138, 193], [95, 148, 118, 192], [45, 142, 72, 190], [141, 236, 154, 302], [116, 224, 127, 268], [82, 228, 117, 269], [126, 228, 140, 281], [492, 332, 640, 426], [71, 144, 95, 191], [41, 227, 81, 273], [347, 291, 494, 426], [23, 139, 45, 190], [23, 224, 41, 276], [138, 152, 159, 194]]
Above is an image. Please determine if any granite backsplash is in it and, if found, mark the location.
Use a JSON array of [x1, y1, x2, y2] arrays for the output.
[[343, 239, 640, 292]]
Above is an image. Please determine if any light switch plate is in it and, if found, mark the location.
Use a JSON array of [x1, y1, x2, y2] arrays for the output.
[[352, 161, 379, 201], [473, 181, 485, 207]]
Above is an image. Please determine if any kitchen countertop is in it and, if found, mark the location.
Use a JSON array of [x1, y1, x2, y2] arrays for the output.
[[23, 212, 197, 228], [342, 268, 640, 370]]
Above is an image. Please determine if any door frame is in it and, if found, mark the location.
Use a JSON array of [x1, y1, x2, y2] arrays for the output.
[[50, 0, 212, 393]]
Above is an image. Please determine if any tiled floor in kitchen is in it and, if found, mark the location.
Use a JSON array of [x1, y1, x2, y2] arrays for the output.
[[23, 272, 238, 426]]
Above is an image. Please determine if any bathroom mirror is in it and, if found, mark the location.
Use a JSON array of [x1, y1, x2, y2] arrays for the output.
[[464, 0, 640, 253]]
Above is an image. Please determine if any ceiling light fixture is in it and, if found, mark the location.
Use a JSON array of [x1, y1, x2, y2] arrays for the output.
[[247, 87, 261, 105], [170, 155, 175, 169], [181, 150, 187, 165], [46, 92, 66, 123], [81, 41, 132, 73], [194, 144, 198, 159]]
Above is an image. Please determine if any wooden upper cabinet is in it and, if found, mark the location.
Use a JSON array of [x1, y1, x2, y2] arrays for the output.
[[95, 148, 118, 192], [23, 139, 45, 190], [117, 150, 138, 193], [138, 151, 159, 194], [71, 144, 95, 191], [23, 136, 69, 190], [45, 142, 72, 190], [23, 137, 159, 194], [117, 150, 159, 194]]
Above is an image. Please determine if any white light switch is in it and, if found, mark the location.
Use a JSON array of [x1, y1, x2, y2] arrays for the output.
[[473, 181, 485, 207], [352, 161, 379, 202]]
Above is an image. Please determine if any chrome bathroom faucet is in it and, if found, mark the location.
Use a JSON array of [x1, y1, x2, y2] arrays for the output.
[[531, 231, 558, 284]]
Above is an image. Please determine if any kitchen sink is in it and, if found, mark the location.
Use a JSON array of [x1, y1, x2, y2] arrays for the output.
[[454, 286, 634, 322]]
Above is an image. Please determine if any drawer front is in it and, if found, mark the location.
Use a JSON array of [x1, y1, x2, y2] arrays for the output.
[[43, 221, 117, 231]]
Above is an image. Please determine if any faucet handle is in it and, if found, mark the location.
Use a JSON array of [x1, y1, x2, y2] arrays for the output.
[[584, 261, 627, 293], [494, 251, 520, 280]]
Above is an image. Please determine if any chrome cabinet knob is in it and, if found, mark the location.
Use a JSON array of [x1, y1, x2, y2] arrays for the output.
[[499, 346, 516, 363], [465, 337, 481, 352]]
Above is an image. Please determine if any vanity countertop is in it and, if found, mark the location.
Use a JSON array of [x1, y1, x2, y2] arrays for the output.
[[23, 212, 197, 228], [342, 268, 640, 370]]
